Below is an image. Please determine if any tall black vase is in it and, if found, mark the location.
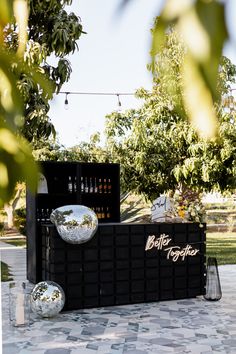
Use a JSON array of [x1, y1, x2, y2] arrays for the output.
[[204, 257, 222, 301]]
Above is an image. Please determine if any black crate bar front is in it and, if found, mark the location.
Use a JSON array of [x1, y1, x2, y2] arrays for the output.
[[26, 161, 206, 310], [40, 222, 205, 311]]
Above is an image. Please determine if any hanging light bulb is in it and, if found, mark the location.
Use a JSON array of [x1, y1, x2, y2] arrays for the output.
[[64, 93, 69, 110], [117, 94, 122, 111], [117, 94, 121, 107]]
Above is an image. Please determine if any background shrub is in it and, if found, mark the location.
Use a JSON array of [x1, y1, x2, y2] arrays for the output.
[[14, 207, 26, 236]]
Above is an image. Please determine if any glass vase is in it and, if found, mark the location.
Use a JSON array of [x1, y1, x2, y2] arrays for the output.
[[204, 257, 222, 301], [9, 281, 31, 327]]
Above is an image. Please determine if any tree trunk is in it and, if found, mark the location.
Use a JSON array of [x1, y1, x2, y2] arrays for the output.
[[3, 185, 23, 229], [4, 204, 14, 229]]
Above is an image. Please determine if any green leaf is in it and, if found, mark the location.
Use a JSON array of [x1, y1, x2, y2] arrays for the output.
[[195, 0, 228, 101], [0, 49, 23, 122], [0, 0, 13, 27], [182, 54, 218, 139], [0, 122, 38, 207]]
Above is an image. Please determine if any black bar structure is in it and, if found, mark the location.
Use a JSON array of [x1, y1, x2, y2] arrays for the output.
[[26, 161, 206, 310]]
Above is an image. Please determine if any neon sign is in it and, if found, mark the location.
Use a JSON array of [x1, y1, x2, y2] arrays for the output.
[[145, 234, 199, 262]]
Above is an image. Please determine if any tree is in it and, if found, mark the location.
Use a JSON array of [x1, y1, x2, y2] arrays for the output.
[[105, 29, 236, 203], [32, 133, 110, 163], [121, 0, 230, 140], [65, 133, 111, 163], [5, 0, 84, 145], [0, 0, 83, 207]]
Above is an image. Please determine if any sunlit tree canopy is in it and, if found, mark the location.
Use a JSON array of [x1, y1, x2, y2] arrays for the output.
[[0, 0, 83, 206]]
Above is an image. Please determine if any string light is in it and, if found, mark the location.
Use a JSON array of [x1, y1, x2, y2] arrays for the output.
[[117, 94, 122, 107], [59, 91, 136, 110], [60, 91, 136, 96], [59, 88, 236, 111], [64, 92, 69, 110]]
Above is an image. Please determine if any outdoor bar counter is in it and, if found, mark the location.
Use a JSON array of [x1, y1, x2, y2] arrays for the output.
[[26, 162, 206, 311], [36, 222, 206, 311]]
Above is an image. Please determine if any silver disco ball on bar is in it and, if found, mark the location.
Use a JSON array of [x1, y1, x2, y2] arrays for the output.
[[30, 281, 65, 318], [50, 205, 98, 244]]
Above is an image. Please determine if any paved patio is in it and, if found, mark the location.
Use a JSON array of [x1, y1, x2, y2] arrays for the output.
[[1, 241, 236, 354]]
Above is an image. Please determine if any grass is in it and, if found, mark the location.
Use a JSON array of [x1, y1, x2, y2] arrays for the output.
[[3, 239, 26, 247], [4, 234, 235, 265], [206, 232, 236, 265], [1, 230, 236, 270], [1, 261, 13, 282]]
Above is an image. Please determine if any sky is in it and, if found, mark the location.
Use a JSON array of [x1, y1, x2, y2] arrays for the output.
[[49, 0, 236, 148]]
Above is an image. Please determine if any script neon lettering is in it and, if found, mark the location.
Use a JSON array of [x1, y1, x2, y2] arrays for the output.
[[145, 234, 171, 251], [165, 245, 199, 262], [145, 234, 199, 262]]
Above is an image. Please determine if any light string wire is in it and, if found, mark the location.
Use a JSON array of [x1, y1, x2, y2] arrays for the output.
[[59, 89, 236, 109], [59, 91, 136, 109], [59, 91, 136, 95]]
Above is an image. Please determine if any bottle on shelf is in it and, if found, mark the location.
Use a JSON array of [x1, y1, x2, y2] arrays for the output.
[[94, 177, 98, 193], [36, 208, 41, 222], [89, 177, 93, 193], [74, 176, 77, 192], [106, 206, 111, 219], [84, 177, 89, 193], [101, 207, 105, 219], [98, 178, 103, 194], [96, 207, 102, 219], [68, 176, 73, 193], [41, 209, 47, 222], [103, 178, 107, 194], [45, 209, 50, 222], [108, 178, 112, 193], [81, 176, 84, 193]]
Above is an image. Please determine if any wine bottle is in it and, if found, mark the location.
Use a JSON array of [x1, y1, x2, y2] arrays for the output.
[[97, 207, 102, 219], [98, 178, 103, 193], [68, 176, 73, 193], [85, 177, 89, 193], [74, 176, 77, 192], [41, 209, 46, 222], [94, 177, 98, 193], [46, 208, 50, 222], [106, 206, 111, 219], [36, 208, 40, 222], [103, 178, 107, 193], [81, 177, 84, 193], [101, 207, 105, 219], [89, 177, 93, 193], [108, 178, 112, 193]]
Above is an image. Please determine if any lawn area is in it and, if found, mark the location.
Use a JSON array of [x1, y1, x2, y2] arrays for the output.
[[1, 261, 13, 282], [3, 239, 26, 247], [1, 233, 236, 267], [206, 232, 236, 265]]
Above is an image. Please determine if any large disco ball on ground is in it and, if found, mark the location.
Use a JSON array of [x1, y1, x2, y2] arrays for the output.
[[50, 205, 98, 244], [30, 281, 65, 318]]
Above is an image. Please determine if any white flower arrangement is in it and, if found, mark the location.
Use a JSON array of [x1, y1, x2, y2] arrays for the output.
[[172, 189, 206, 224]]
